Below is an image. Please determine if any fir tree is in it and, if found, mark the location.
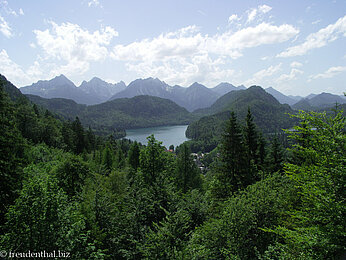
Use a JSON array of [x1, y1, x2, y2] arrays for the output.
[[175, 143, 201, 193], [128, 141, 140, 170]]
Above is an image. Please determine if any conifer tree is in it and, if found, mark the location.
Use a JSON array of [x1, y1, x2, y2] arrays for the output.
[[175, 143, 201, 193], [213, 112, 248, 199], [72, 116, 85, 154], [128, 141, 140, 170], [244, 107, 259, 164]]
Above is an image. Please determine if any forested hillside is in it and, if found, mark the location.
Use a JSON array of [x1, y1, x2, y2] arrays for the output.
[[0, 74, 345, 259], [186, 86, 296, 151], [26, 94, 195, 136]]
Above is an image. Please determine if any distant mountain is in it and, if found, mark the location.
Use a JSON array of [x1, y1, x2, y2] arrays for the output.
[[186, 86, 296, 145], [305, 93, 318, 99], [79, 77, 126, 104], [110, 78, 220, 112], [265, 87, 298, 106], [288, 95, 303, 101], [292, 92, 346, 110], [20, 75, 97, 105], [179, 82, 220, 111], [211, 82, 245, 96]]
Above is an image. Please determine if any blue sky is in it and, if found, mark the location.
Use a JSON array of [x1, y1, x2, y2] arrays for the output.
[[0, 0, 345, 96]]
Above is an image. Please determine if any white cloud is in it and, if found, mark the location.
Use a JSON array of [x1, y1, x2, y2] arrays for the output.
[[0, 49, 31, 85], [309, 66, 346, 80], [247, 9, 257, 23], [312, 19, 321, 25], [19, 8, 24, 15], [111, 21, 297, 86], [228, 14, 239, 23], [33, 21, 118, 78], [0, 15, 13, 38], [290, 61, 303, 68], [278, 15, 346, 57], [276, 68, 303, 82], [244, 63, 282, 86], [246, 5, 272, 23], [88, 0, 100, 7], [111, 19, 297, 86], [258, 5, 272, 14]]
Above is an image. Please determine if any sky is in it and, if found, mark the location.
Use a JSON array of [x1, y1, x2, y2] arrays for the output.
[[0, 0, 345, 96]]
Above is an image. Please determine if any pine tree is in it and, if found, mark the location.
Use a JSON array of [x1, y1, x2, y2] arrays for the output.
[[128, 141, 140, 170], [0, 85, 24, 227], [267, 135, 285, 174], [213, 112, 248, 199], [102, 143, 114, 171], [244, 107, 259, 164], [72, 116, 85, 154], [175, 143, 201, 193]]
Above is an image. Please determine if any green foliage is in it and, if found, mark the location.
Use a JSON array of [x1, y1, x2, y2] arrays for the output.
[[270, 110, 346, 259], [187, 173, 295, 259], [175, 143, 202, 193], [1, 164, 92, 257], [0, 86, 25, 227], [127, 141, 140, 170], [211, 112, 249, 199]]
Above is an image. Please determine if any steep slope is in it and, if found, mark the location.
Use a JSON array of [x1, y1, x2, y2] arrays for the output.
[[25, 94, 87, 119], [292, 92, 346, 110], [179, 82, 220, 111], [25, 94, 195, 134], [79, 77, 126, 104], [212, 82, 246, 96], [82, 95, 194, 130], [110, 78, 220, 111], [0, 74, 23, 101], [110, 77, 171, 100], [20, 75, 97, 105], [187, 86, 296, 142], [265, 87, 298, 105]]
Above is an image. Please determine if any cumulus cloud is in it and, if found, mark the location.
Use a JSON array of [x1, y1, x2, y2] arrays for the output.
[[276, 68, 303, 82], [244, 63, 282, 86], [228, 14, 240, 24], [309, 66, 346, 80], [277, 15, 346, 57], [111, 21, 297, 86], [290, 61, 303, 68], [19, 8, 24, 15], [0, 15, 13, 38], [34, 21, 118, 62], [246, 4, 272, 23], [0, 49, 31, 85], [88, 0, 100, 7], [33, 21, 118, 78]]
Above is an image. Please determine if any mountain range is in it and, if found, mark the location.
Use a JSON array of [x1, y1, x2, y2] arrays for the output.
[[21, 75, 246, 111], [292, 92, 346, 110], [20, 75, 126, 105]]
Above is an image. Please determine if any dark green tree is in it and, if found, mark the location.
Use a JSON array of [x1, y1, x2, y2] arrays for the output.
[[244, 107, 259, 164], [212, 112, 248, 199], [127, 141, 140, 170], [0, 86, 24, 227], [175, 143, 201, 193], [267, 135, 285, 174], [102, 143, 114, 172], [72, 116, 85, 154], [139, 135, 166, 185]]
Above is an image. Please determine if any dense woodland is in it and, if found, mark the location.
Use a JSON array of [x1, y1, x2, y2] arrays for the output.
[[0, 75, 345, 259]]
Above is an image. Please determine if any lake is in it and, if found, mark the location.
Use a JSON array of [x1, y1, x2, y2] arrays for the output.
[[125, 125, 190, 148]]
